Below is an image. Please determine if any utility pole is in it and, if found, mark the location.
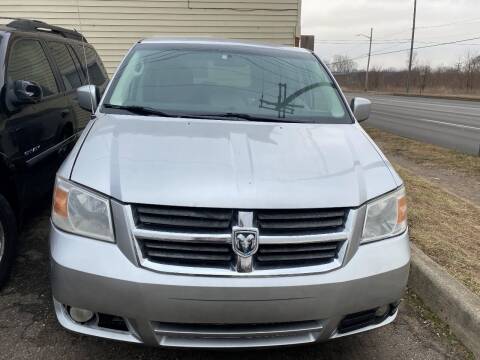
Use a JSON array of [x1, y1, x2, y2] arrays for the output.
[[357, 28, 374, 92], [406, 0, 417, 93], [366, 28, 373, 92]]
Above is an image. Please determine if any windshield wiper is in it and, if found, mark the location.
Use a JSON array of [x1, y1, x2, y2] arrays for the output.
[[198, 112, 305, 123], [103, 104, 177, 117], [103, 105, 304, 123]]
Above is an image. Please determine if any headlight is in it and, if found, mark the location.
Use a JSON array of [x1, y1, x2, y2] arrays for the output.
[[361, 186, 407, 243], [52, 177, 114, 242]]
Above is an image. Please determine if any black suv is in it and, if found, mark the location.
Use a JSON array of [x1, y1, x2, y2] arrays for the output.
[[0, 19, 108, 286]]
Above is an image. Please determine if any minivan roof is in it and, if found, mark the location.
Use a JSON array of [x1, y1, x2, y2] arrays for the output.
[[139, 37, 309, 53]]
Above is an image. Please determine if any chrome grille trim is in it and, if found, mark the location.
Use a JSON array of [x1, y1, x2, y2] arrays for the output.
[[260, 231, 348, 244], [152, 320, 324, 338], [132, 228, 231, 243], [133, 227, 347, 245], [126, 205, 362, 277]]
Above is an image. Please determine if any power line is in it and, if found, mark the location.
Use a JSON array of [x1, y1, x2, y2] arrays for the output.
[[417, 31, 480, 40], [315, 38, 411, 43], [315, 40, 470, 45], [329, 35, 480, 65], [416, 17, 480, 29], [372, 36, 480, 57], [320, 17, 480, 47]]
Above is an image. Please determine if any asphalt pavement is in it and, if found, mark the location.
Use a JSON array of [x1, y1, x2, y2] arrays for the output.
[[0, 200, 471, 360], [347, 93, 480, 155]]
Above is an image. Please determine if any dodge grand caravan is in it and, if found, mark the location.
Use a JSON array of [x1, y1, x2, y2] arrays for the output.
[[49, 39, 410, 348]]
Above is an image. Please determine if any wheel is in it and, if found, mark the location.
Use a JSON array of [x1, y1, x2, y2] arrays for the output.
[[0, 194, 17, 288]]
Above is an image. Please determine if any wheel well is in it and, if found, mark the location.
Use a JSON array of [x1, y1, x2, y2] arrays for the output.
[[0, 161, 19, 220]]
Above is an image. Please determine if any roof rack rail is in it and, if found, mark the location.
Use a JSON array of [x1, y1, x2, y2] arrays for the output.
[[6, 19, 86, 42]]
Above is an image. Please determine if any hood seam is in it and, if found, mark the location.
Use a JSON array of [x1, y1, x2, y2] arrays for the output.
[[69, 117, 99, 180]]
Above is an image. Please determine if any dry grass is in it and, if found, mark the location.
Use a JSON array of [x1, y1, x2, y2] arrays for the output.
[[365, 126, 480, 178], [364, 126, 480, 295], [398, 166, 480, 296]]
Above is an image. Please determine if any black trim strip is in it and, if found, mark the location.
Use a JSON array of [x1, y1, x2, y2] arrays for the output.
[[25, 133, 77, 167]]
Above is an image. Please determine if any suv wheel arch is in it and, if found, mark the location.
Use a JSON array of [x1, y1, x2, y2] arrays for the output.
[[0, 190, 17, 288]]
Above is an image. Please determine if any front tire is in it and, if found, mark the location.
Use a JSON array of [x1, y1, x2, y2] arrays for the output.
[[0, 194, 17, 288]]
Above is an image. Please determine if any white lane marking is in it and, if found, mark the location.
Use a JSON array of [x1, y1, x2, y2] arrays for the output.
[[371, 112, 480, 130], [372, 108, 480, 126], [372, 103, 480, 118], [370, 97, 480, 111], [416, 118, 480, 130]]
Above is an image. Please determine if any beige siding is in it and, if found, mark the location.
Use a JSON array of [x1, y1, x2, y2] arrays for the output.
[[0, 0, 301, 75]]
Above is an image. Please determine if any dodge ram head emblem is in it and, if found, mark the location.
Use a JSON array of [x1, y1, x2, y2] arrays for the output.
[[232, 227, 259, 257]]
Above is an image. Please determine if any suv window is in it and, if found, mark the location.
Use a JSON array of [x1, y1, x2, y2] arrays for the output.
[[8, 39, 58, 96], [48, 42, 82, 91], [73, 45, 107, 86]]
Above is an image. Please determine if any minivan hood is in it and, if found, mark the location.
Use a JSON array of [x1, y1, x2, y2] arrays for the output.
[[71, 114, 398, 208]]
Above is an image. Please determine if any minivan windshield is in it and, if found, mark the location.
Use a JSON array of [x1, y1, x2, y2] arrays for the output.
[[103, 43, 352, 123]]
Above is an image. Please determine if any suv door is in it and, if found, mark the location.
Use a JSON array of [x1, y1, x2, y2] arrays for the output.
[[4, 37, 71, 200]]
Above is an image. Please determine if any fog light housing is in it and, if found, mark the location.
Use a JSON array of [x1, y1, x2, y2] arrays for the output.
[[69, 307, 95, 324], [375, 304, 390, 318]]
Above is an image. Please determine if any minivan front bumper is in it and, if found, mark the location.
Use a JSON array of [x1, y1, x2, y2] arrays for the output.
[[50, 224, 410, 348]]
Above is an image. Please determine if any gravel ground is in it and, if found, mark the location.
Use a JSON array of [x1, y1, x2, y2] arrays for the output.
[[0, 201, 472, 360]]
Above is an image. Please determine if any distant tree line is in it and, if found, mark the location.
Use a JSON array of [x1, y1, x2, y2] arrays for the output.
[[326, 52, 480, 95]]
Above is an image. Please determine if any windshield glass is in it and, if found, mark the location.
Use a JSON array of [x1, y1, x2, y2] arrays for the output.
[[103, 43, 352, 123]]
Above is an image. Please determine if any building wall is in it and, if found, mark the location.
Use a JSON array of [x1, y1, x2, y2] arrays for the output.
[[0, 0, 301, 75]]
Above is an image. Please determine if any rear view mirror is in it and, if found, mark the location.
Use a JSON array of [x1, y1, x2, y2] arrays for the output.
[[77, 85, 99, 112], [350, 97, 371, 122], [12, 80, 42, 105]]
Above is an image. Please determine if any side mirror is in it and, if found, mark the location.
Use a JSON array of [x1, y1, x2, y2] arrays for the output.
[[350, 97, 371, 122], [12, 80, 42, 105], [77, 85, 99, 112]]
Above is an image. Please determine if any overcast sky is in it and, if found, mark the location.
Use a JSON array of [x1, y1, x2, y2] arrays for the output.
[[302, 0, 480, 70]]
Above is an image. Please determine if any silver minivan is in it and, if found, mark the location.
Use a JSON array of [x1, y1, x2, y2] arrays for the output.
[[50, 39, 409, 348]]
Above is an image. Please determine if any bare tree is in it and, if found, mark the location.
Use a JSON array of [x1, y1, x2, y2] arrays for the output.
[[418, 64, 431, 94], [463, 52, 480, 92], [330, 55, 357, 74], [369, 66, 384, 90], [332, 53, 480, 95]]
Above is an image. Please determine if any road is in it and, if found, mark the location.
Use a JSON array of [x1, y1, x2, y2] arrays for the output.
[[347, 93, 480, 155], [0, 200, 471, 360]]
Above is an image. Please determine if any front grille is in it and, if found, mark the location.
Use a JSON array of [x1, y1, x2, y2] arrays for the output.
[[256, 208, 347, 235], [152, 319, 324, 347], [140, 238, 342, 270], [134, 205, 234, 233], [256, 241, 342, 268], [132, 205, 350, 273], [140, 239, 233, 268]]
